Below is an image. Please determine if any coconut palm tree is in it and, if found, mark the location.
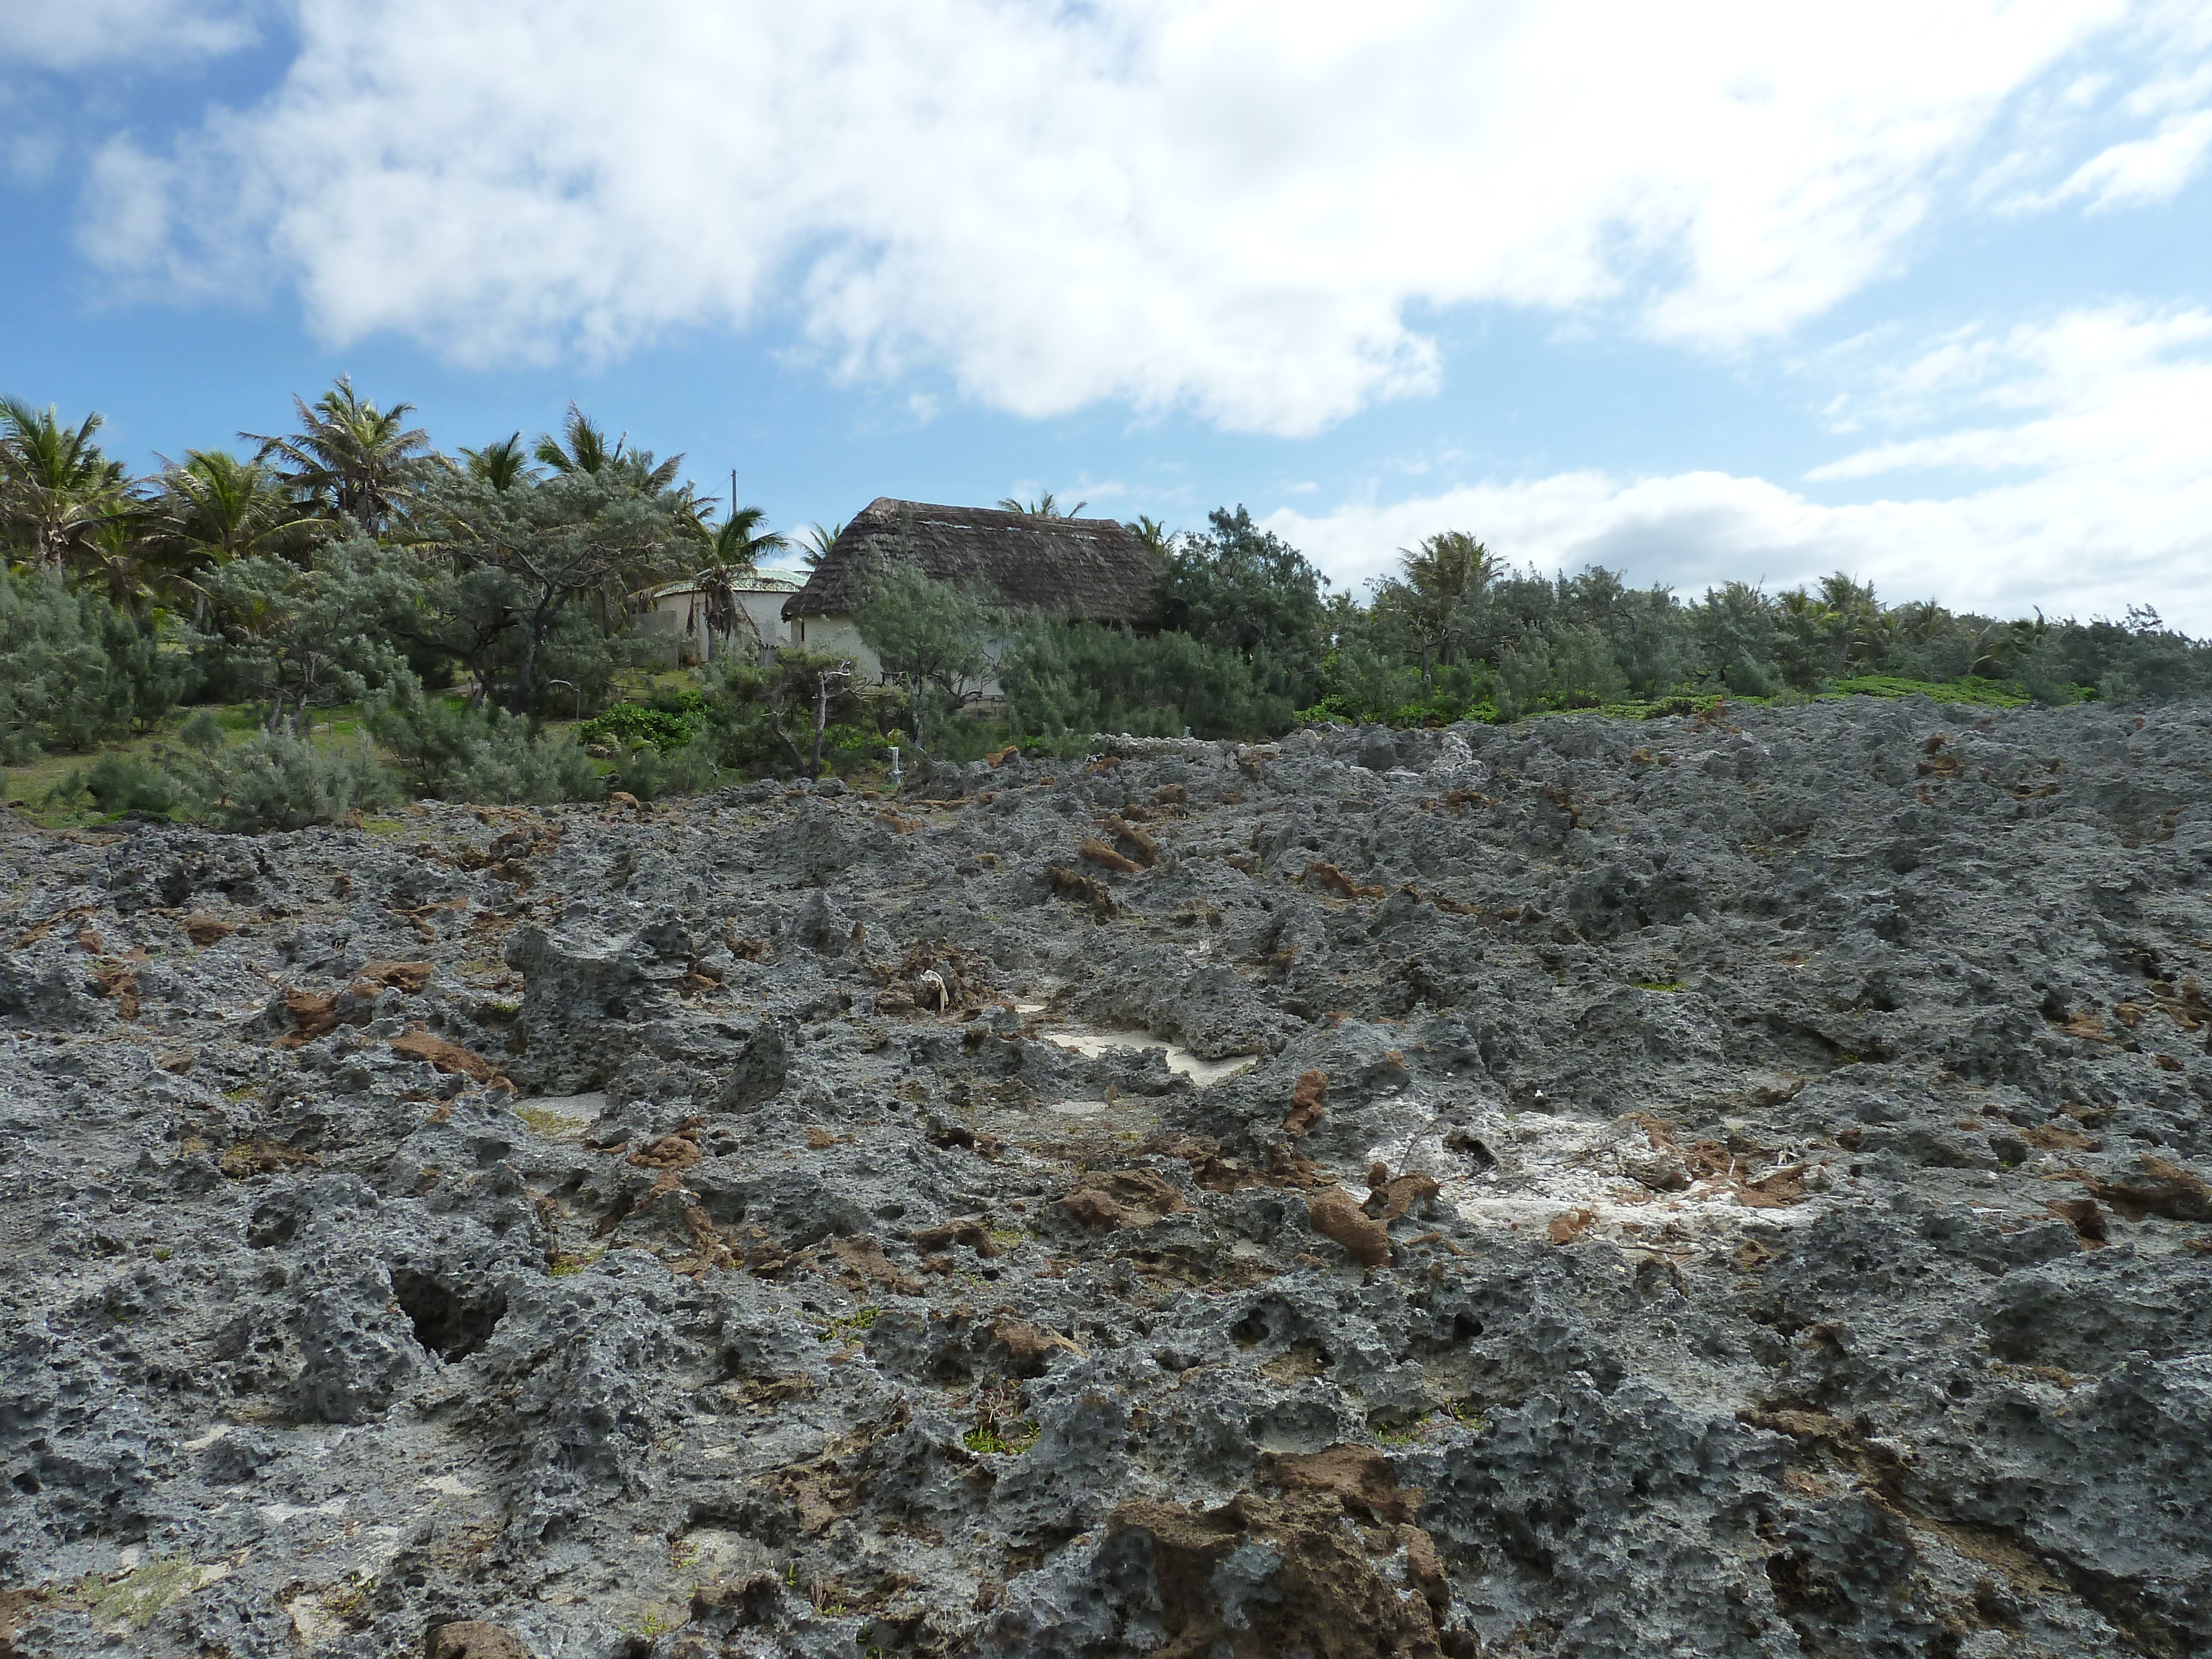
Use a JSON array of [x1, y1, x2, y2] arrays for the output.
[[997, 491, 1086, 518], [798, 520, 844, 569], [1396, 529, 1493, 668], [244, 377, 431, 537], [692, 505, 790, 653], [0, 398, 138, 569], [460, 432, 536, 492], [534, 404, 685, 491], [157, 449, 324, 566], [1125, 515, 1177, 561]]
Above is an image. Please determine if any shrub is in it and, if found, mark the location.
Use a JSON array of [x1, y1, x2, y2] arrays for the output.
[[127, 729, 400, 832], [1000, 619, 1289, 741], [373, 687, 604, 804], [607, 738, 718, 800], [0, 567, 184, 760], [580, 702, 700, 752], [49, 752, 183, 817]]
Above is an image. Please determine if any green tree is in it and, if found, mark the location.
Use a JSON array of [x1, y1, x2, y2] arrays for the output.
[[0, 567, 183, 759], [460, 434, 537, 492], [245, 377, 431, 538], [1124, 515, 1178, 561], [1153, 505, 1328, 707], [1389, 529, 1492, 671], [852, 555, 1001, 745], [797, 520, 843, 569], [194, 535, 420, 728], [695, 504, 789, 655], [413, 469, 680, 712], [155, 449, 323, 576], [997, 491, 1086, 517], [0, 399, 139, 570]]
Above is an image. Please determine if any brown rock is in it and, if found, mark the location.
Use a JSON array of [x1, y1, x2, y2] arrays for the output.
[[1284, 1068, 1328, 1138], [911, 1217, 998, 1256], [181, 912, 237, 946], [2083, 1155, 2211, 1223], [991, 1318, 1082, 1376], [1366, 1171, 1441, 1223], [1061, 1168, 1191, 1229], [389, 1025, 509, 1086], [1305, 861, 1385, 900], [1078, 836, 1143, 875], [1045, 866, 1116, 919], [276, 987, 341, 1045], [1102, 814, 1159, 867], [2045, 1196, 2109, 1246], [1547, 1208, 1597, 1245], [1263, 1444, 1423, 1525], [352, 959, 434, 993], [1307, 1188, 1391, 1267]]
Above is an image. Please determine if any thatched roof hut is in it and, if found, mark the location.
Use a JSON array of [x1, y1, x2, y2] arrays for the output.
[[781, 498, 1159, 628]]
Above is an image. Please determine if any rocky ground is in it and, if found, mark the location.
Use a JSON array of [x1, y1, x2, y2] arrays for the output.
[[4, 698, 2211, 1659]]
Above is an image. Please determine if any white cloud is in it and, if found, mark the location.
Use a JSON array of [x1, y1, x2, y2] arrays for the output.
[[2049, 108, 2212, 208], [1265, 304, 2212, 631], [0, 0, 263, 72], [74, 0, 2203, 435]]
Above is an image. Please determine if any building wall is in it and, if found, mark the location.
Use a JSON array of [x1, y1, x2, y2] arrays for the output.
[[647, 588, 794, 666], [788, 612, 1016, 702]]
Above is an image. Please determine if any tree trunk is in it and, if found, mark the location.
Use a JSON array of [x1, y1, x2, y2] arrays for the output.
[[808, 672, 831, 777]]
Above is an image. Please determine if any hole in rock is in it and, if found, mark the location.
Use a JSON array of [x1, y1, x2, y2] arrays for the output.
[[389, 1269, 507, 1360], [1229, 1313, 1270, 1348], [1453, 1314, 1485, 1342]]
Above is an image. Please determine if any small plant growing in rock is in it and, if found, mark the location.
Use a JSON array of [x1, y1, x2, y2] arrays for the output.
[[962, 1422, 1040, 1455], [819, 1305, 880, 1344], [547, 1248, 603, 1277]]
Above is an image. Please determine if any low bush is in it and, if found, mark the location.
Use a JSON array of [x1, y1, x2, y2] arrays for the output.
[[580, 701, 702, 753], [1, 568, 185, 760]]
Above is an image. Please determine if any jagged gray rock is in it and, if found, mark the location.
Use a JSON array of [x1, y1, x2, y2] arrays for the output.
[[3, 697, 2209, 1657]]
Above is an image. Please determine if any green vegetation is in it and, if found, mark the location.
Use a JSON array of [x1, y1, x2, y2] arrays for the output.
[[818, 1305, 880, 1344], [5, 377, 2205, 829], [962, 1421, 1040, 1455]]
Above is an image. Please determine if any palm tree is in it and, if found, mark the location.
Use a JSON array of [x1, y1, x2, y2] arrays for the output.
[[1125, 515, 1178, 561], [798, 520, 844, 570], [1396, 529, 1493, 668], [534, 403, 620, 476], [997, 491, 1086, 518], [156, 449, 323, 566], [74, 516, 197, 616], [0, 398, 138, 568], [244, 377, 430, 536], [534, 404, 685, 491], [460, 432, 536, 492], [693, 504, 789, 653], [708, 503, 789, 567]]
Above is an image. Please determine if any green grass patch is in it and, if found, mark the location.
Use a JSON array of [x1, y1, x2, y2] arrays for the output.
[[819, 1306, 880, 1344], [962, 1421, 1040, 1455], [1827, 675, 2031, 707]]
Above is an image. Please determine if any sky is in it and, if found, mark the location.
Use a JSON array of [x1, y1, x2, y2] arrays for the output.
[[3, 0, 2210, 628]]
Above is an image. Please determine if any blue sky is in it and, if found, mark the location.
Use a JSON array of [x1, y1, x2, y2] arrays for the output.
[[5, 0, 2210, 627]]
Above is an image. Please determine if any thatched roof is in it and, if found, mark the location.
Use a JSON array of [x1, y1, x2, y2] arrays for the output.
[[781, 498, 1159, 625]]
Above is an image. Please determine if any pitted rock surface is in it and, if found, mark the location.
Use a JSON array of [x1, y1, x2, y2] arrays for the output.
[[4, 700, 2211, 1657]]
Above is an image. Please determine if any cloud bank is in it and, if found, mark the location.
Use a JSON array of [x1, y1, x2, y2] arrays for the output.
[[1269, 304, 2212, 630], [73, 0, 2208, 436]]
